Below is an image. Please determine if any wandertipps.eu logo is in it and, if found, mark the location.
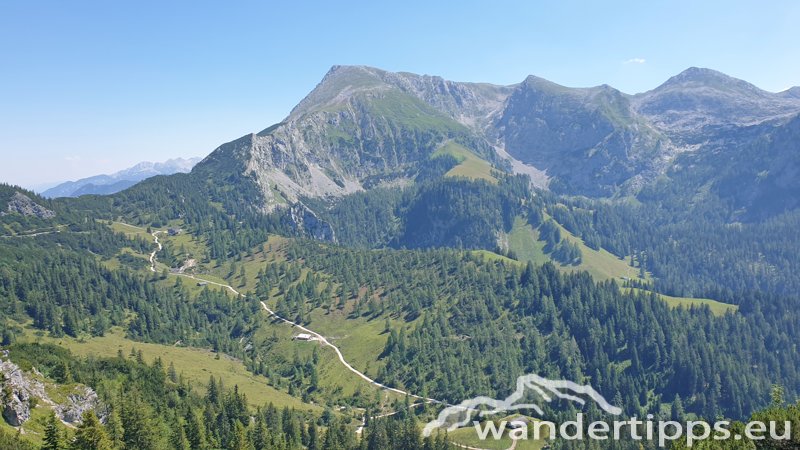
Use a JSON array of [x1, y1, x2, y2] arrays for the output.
[[422, 373, 622, 437], [423, 373, 792, 447]]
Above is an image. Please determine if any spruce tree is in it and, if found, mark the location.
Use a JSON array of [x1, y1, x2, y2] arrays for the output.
[[41, 412, 62, 450]]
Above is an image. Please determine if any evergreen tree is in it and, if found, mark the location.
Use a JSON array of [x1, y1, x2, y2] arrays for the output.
[[69, 411, 111, 450], [41, 412, 63, 450]]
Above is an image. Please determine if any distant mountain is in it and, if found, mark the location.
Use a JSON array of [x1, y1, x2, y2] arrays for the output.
[[780, 86, 800, 99], [191, 65, 512, 211], [632, 67, 800, 136], [495, 75, 668, 196], [185, 65, 800, 221], [41, 157, 201, 198]]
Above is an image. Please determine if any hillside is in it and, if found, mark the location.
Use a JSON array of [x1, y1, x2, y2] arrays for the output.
[[3, 65, 800, 450]]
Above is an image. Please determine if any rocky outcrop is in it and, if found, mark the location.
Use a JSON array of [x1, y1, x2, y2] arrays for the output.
[[1, 358, 46, 426], [56, 386, 100, 425], [192, 65, 501, 213], [5, 192, 55, 219], [1, 355, 100, 427], [288, 203, 335, 242]]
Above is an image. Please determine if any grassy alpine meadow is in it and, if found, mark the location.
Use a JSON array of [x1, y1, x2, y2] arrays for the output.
[[545, 214, 642, 283], [506, 213, 641, 282], [506, 216, 551, 266], [432, 141, 498, 183], [17, 326, 316, 411], [625, 288, 737, 317]]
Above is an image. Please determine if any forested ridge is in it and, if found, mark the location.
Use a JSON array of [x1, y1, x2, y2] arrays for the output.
[[1, 343, 450, 450], [2, 155, 800, 450], [282, 241, 799, 420]]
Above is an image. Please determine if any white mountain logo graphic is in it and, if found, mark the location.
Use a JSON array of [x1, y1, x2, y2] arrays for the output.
[[422, 373, 622, 437]]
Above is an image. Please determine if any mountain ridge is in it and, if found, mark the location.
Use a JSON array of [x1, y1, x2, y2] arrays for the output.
[[152, 65, 800, 219], [41, 157, 201, 198]]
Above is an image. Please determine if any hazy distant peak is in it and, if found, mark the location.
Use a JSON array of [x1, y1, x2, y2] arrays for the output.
[[779, 86, 800, 99], [651, 66, 765, 95], [521, 74, 572, 91], [632, 67, 800, 133], [42, 156, 201, 198], [115, 157, 201, 179]]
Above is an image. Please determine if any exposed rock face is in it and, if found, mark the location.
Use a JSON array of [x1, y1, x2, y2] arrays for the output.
[[56, 386, 100, 425], [496, 77, 671, 196], [288, 203, 335, 242], [1, 359, 46, 426], [192, 65, 504, 213], [1, 355, 101, 427], [632, 67, 800, 138], [183, 65, 800, 220], [5, 192, 55, 219]]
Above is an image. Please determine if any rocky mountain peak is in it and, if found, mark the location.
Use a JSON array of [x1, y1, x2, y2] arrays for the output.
[[633, 67, 800, 134], [779, 86, 800, 99], [662, 67, 752, 89], [184, 65, 800, 213], [288, 65, 390, 119], [520, 74, 572, 93], [288, 65, 513, 130]]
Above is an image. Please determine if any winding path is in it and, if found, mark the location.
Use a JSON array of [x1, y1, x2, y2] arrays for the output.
[[142, 225, 520, 450], [149, 230, 162, 272], [1, 228, 61, 238], [143, 226, 441, 403]]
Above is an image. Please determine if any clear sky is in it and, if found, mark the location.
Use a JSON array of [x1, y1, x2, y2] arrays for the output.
[[2, 1, 799, 189]]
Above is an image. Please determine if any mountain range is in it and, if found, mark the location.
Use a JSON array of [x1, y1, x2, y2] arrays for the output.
[[3, 65, 800, 449], [191, 65, 800, 220], [41, 157, 201, 198]]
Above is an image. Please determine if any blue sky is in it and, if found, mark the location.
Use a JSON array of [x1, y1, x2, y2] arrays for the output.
[[2, 1, 799, 189]]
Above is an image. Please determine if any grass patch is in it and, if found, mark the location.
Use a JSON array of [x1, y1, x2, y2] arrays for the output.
[[507, 214, 734, 315], [506, 217, 550, 265], [305, 308, 390, 380], [109, 221, 151, 241], [626, 288, 737, 316], [540, 214, 641, 283], [18, 327, 315, 411], [364, 90, 467, 133], [470, 250, 523, 266], [251, 312, 399, 407], [159, 230, 208, 263], [506, 214, 640, 282], [448, 418, 546, 450], [432, 142, 497, 183]]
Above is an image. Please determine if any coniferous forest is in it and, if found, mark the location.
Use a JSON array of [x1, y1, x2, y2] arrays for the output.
[[3, 40, 800, 450]]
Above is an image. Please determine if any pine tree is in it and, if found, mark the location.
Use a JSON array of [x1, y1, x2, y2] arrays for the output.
[[227, 421, 253, 450], [120, 391, 159, 450], [671, 394, 685, 422], [103, 405, 124, 450], [184, 409, 206, 450], [42, 412, 63, 450], [69, 411, 111, 450], [308, 422, 319, 450], [169, 418, 191, 450], [168, 361, 178, 383]]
